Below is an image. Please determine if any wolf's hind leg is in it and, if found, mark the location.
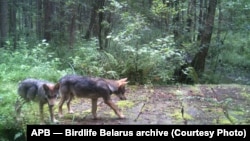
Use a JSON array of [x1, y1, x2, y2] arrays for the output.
[[58, 96, 66, 118], [26, 86, 37, 101], [15, 97, 25, 121], [67, 94, 74, 114]]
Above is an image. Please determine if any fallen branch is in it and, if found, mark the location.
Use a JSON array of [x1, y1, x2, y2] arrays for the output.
[[134, 103, 146, 122]]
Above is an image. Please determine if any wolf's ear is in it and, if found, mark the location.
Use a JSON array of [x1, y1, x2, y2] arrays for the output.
[[54, 83, 60, 89], [43, 84, 50, 91], [118, 78, 129, 87], [121, 81, 129, 86], [119, 78, 128, 82], [108, 84, 118, 92]]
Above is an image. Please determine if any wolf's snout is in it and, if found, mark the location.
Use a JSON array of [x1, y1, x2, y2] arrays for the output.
[[47, 98, 57, 106], [119, 95, 127, 100]]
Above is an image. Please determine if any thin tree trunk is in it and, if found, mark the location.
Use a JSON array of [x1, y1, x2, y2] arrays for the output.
[[84, 2, 98, 40], [104, 12, 112, 49], [68, 5, 77, 49], [191, 0, 217, 75], [23, 0, 33, 37], [172, 0, 180, 42], [98, 0, 105, 50], [0, 0, 8, 48], [36, 0, 43, 40], [44, 0, 53, 41], [213, 1, 223, 73], [186, 0, 196, 42]]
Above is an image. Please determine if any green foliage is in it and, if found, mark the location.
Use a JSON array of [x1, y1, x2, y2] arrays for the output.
[[1, 0, 250, 140], [221, 33, 250, 69], [59, 39, 119, 79], [0, 40, 69, 82], [205, 31, 250, 84], [0, 40, 69, 140], [104, 2, 187, 84], [182, 66, 199, 83], [0, 83, 26, 141], [148, 35, 185, 82], [151, 0, 176, 18]]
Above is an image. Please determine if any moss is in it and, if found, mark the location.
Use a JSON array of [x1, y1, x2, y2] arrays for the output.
[[216, 118, 232, 124], [117, 100, 135, 109], [129, 85, 139, 92], [189, 85, 201, 94], [174, 90, 183, 96], [241, 91, 250, 101], [231, 110, 244, 116]]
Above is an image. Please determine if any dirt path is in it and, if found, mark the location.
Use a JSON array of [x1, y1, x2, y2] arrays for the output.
[[56, 84, 250, 125]]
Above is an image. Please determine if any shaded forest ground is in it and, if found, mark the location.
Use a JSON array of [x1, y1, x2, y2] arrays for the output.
[[54, 84, 250, 125]]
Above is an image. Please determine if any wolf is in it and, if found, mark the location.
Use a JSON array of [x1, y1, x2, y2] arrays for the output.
[[15, 78, 60, 123], [57, 75, 128, 119]]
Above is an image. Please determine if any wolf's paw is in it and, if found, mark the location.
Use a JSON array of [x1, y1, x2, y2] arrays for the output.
[[119, 114, 126, 119], [93, 116, 101, 120], [39, 121, 46, 125], [68, 110, 74, 114], [58, 113, 64, 118], [53, 119, 60, 124]]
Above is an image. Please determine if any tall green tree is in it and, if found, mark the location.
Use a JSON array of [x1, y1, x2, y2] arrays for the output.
[[0, 0, 8, 48]]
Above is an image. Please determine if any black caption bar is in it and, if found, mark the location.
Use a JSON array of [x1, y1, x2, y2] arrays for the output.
[[27, 125, 250, 140]]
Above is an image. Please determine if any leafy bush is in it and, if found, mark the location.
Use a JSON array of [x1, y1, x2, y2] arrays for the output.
[[0, 40, 69, 83], [0, 83, 26, 141], [58, 38, 120, 79]]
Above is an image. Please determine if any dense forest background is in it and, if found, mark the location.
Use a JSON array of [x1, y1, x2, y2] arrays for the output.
[[1, 0, 249, 84], [0, 0, 250, 140]]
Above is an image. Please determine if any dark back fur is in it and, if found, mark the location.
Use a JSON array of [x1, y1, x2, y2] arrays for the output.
[[59, 75, 126, 100]]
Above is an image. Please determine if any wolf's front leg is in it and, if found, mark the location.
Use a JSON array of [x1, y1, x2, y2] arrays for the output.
[[39, 103, 45, 124], [49, 105, 59, 123], [58, 97, 65, 118], [91, 98, 98, 119], [104, 99, 125, 119]]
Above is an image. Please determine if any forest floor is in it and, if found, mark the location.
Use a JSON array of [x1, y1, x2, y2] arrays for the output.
[[56, 84, 250, 125]]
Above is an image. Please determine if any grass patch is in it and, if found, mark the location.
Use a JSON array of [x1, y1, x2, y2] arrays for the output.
[[117, 100, 135, 110], [170, 110, 193, 121]]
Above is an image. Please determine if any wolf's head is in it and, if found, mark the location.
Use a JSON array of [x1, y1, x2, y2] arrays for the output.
[[43, 83, 60, 106], [111, 78, 128, 100]]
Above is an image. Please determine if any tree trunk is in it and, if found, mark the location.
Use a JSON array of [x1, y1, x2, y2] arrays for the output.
[[9, 0, 17, 49], [84, 0, 105, 50], [104, 12, 112, 49], [172, 0, 180, 42], [0, 0, 8, 48], [191, 0, 217, 75], [23, 0, 33, 37], [36, 0, 43, 40], [84, 1, 98, 40], [43, 0, 53, 41], [98, 0, 105, 50], [197, 0, 205, 41], [68, 5, 77, 49], [186, 0, 196, 42]]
